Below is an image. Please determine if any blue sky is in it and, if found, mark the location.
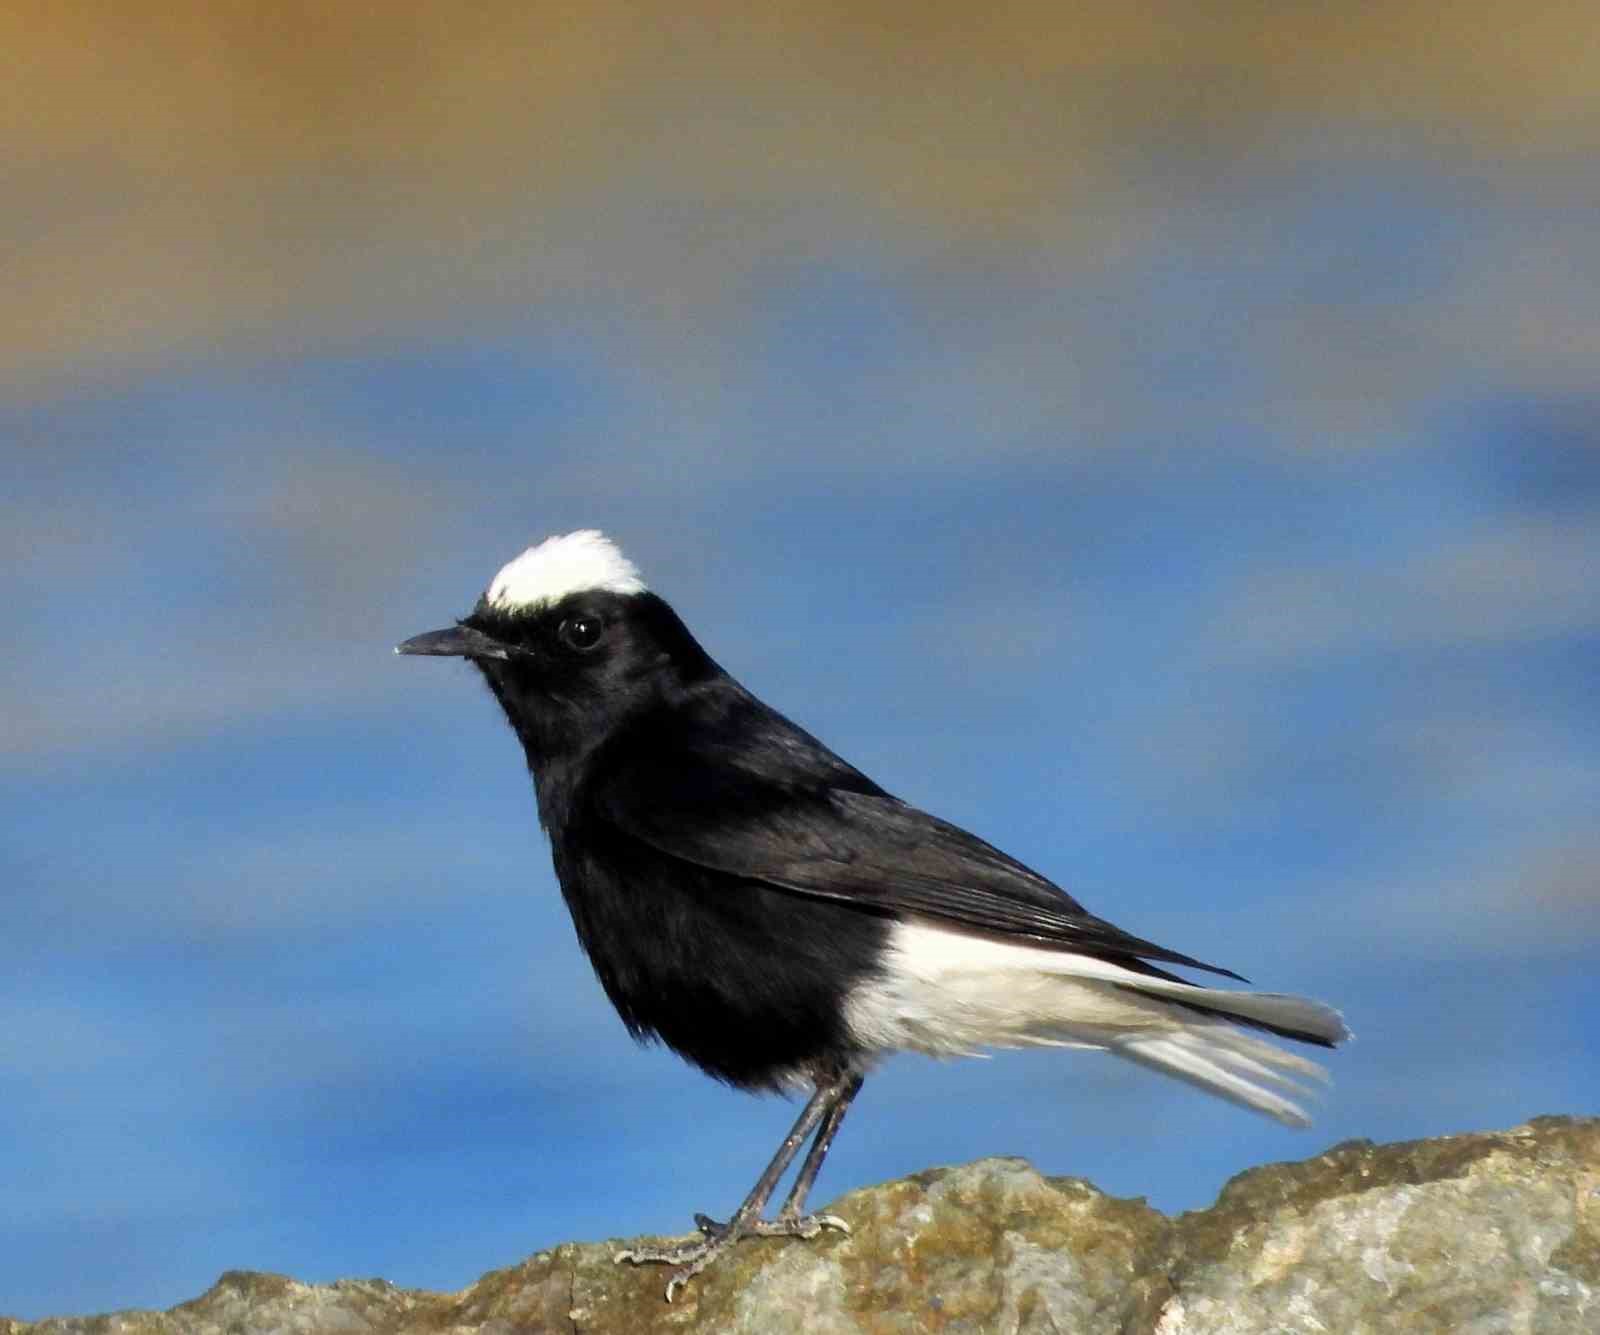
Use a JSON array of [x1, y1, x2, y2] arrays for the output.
[[6, 14, 1600, 1319]]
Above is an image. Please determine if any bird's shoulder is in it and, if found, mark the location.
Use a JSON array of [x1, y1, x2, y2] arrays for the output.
[[578, 677, 1093, 919], [596, 674, 882, 804]]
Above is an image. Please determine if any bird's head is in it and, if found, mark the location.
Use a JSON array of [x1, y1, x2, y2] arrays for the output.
[[398, 530, 713, 762]]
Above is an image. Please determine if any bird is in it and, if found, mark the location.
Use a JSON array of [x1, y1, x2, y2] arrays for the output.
[[397, 529, 1348, 1301]]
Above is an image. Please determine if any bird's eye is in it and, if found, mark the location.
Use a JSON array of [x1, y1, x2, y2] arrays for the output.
[[559, 614, 605, 652]]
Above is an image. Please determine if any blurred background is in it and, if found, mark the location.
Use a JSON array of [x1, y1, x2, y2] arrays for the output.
[[5, 0, 1598, 1319]]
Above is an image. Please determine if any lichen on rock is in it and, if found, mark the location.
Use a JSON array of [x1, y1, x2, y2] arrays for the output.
[[5, 1117, 1595, 1334]]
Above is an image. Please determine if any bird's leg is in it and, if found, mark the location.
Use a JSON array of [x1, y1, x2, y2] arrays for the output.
[[690, 1071, 863, 1240], [743, 1072, 861, 1237], [615, 1072, 858, 1301]]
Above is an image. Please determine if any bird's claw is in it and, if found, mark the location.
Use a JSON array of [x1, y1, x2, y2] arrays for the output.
[[615, 1209, 850, 1301], [748, 1210, 851, 1240], [615, 1236, 724, 1303]]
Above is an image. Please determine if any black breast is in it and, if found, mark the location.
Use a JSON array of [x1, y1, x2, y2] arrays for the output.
[[550, 823, 890, 1090]]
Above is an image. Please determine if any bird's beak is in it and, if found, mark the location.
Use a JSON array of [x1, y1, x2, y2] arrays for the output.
[[395, 625, 512, 661]]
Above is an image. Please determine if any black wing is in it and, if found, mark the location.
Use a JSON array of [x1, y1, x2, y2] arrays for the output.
[[586, 682, 1243, 981]]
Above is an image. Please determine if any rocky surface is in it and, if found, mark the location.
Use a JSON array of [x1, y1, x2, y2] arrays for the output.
[[6, 1116, 1596, 1334]]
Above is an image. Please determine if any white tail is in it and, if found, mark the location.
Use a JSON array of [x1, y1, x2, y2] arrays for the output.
[[845, 920, 1350, 1126], [1113, 1019, 1331, 1126]]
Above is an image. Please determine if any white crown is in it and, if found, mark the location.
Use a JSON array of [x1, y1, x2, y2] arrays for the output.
[[485, 530, 647, 611]]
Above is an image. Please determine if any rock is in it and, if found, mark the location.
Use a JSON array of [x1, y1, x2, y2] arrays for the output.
[[5, 1117, 1595, 1334]]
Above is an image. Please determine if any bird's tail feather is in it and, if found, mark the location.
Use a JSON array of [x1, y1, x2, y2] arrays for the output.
[[1111, 1020, 1330, 1126], [1116, 977, 1350, 1048], [857, 922, 1349, 1127], [1072, 971, 1348, 1127]]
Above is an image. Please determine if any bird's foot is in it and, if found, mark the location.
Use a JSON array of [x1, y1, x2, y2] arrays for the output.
[[736, 1209, 851, 1241], [690, 1208, 851, 1241], [614, 1210, 850, 1302], [613, 1231, 730, 1303]]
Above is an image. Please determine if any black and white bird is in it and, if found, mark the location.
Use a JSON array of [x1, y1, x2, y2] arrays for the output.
[[397, 530, 1347, 1300]]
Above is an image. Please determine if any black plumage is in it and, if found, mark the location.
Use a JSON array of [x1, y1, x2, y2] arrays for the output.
[[398, 531, 1347, 1300], [458, 587, 892, 1089]]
